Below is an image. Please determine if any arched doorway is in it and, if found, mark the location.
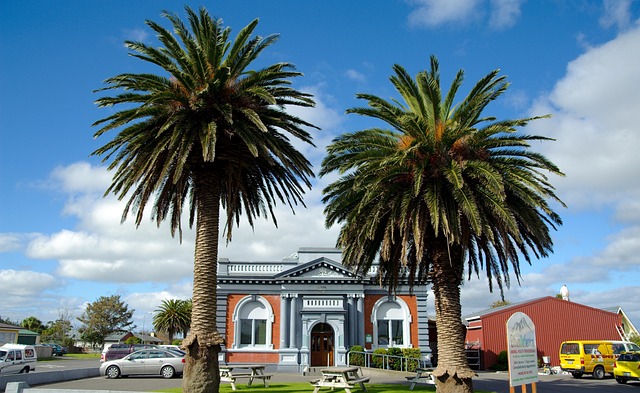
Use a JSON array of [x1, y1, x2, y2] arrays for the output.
[[310, 323, 334, 367]]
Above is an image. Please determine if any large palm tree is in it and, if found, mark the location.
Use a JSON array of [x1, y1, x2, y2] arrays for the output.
[[321, 55, 564, 393], [92, 7, 316, 392], [153, 299, 191, 344]]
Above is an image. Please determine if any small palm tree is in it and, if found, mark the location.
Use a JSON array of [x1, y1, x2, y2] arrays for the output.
[[153, 299, 191, 344], [321, 55, 564, 392], [93, 7, 316, 392]]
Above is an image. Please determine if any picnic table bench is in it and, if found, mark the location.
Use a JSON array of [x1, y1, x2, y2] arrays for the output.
[[406, 368, 436, 390], [219, 364, 272, 391], [310, 366, 370, 393]]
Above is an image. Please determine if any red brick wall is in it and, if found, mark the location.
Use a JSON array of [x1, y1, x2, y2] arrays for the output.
[[363, 294, 419, 350], [225, 294, 281, 350]]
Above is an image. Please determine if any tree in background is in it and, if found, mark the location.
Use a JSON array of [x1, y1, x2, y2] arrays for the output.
[[489, 300, 511, 308], [321, 56, 564, 393], [40, 309, 74, 345], [153, 299, 191, 344], [77, 295, 134, 348], [92, 7, 316, 392], [21, 316, 46, 334]]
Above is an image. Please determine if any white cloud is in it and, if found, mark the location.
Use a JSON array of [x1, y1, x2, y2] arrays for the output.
[[122, 28, 149, 43], [407, 0, 523, 29], [529, 25, 640, 210], [489, 0, 523, 29], [600, 0, 633, 30], [0, 234, 23, 252], [0, 270, 56, 296], [408, 0, 481, 28], [345, 69, 366, 83]]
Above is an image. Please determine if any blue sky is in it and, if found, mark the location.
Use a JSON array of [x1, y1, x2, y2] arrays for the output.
[[2, 0, 639, 333]]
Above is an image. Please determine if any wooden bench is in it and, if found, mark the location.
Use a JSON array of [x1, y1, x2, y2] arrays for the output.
[[407, 371, 436, 390], [310, 377, 370, 393]]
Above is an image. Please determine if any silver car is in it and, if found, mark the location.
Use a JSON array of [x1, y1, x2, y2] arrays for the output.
[[99, 349, 185, 379]]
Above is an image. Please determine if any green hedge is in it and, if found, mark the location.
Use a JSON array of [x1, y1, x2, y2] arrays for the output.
[[349, 345, 365, 366], [372, 348, 387, 368], [403, 348, 422, 372]]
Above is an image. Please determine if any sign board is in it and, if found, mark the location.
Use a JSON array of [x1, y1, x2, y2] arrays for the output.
[[365, 334, 373, 343], [506, 312, 539, 387]]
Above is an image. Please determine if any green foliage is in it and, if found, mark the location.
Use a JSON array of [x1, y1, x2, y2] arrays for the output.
[[320, 54, 564, 380], [153, 299, 191, 343], [490, 350, 509, 371], [372, 348, 387, 369], [629, 333, 640, 346], [77, 295, 134, 347], [349, 345, 365, 366], [40, 310, 73, 344], [489, 300, 511, 308], [403, 348, 422, 372], [387, 347, 403, 370], [21, 316, 46, 334], [125, 336, 142, 344], [171, 339, 183, 346]]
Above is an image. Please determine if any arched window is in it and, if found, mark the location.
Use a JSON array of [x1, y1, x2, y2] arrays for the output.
[[371, 297, 412, 348], [232, 295, 274, 349]]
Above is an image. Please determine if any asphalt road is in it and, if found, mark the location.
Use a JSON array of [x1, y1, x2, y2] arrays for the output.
[[26, 359, 640, 393]]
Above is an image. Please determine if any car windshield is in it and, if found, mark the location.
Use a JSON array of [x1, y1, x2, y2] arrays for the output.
[[628, 343, 640, 352], [0, 350, 6, 360]]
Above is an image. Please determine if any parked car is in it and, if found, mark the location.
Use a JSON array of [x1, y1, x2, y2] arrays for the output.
[[101, 344, 160, 362], [42, 343, 67, 356], [0, 344, 37, 374], [99, 348, 185, 379], [559, 340, 615, 379], [614, 352, 640, 384], [159, 344, 182, 351]]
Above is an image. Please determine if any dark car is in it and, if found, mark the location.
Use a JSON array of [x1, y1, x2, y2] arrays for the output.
[[101, 344, 159, 362], [42, 343, 67, 356]]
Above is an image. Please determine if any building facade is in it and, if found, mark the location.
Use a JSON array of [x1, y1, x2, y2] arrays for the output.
[[216, 247, 431, 371], [464, 296, 628, 369]]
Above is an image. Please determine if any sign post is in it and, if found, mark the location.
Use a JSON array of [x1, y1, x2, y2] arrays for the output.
[[506, 312, 538, 393]]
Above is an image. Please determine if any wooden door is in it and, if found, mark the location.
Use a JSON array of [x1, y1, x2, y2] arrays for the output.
[[311, 323, 334, 366]]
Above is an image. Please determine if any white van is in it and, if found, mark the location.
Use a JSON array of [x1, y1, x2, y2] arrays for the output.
[[0, 344, 37, 374], [611, 341, 640, 355]]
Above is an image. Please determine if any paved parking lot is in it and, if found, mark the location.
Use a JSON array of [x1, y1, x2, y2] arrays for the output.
[[26, 368, 640, 393]]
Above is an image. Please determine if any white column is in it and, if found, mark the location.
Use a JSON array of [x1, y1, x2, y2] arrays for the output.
[[280, 294, 289, 349], [289, 294, 298, 348], [356, 295, 365, 345]]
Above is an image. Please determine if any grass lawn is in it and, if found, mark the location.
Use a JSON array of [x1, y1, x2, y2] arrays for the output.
[[39, 353, 101, 361], [155, 382, 494, 392]]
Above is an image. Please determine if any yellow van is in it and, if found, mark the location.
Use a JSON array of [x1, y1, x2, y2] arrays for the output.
[[559, 341, 615, 379]]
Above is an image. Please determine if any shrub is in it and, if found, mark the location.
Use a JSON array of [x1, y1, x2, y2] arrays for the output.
[[403, 348, 422, 372], [372, 348, 388, 369], [349, 345, 365, 366], [387, 347, 403, 370], [490, 350, 509, 371], [124, 336, 141, 344]]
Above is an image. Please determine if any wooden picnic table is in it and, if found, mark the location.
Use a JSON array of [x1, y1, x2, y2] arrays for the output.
[[219, 364, 272, 391], [406, 367, 436, 390], [310, 366, 370, 393]]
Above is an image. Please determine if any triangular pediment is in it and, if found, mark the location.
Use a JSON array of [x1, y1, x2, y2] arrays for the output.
[[275, 257, 357, 279]]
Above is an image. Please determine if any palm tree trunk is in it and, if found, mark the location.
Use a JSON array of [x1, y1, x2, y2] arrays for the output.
[[431, 243, 476, 393], [182, 170, 225, 393]]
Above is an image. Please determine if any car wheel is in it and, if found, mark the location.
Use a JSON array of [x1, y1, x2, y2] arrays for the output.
[[161, 365, 175, 379], [592, 366, 605, 380], [571, 372, 583, 378], [106, 365, 121, 379], [616, 377, 627, 384], [19, 367, 29, 374]]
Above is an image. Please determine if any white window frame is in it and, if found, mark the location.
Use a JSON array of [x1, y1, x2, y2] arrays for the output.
[[371, 297, 412, 348], [232, 295, 274, 349]]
